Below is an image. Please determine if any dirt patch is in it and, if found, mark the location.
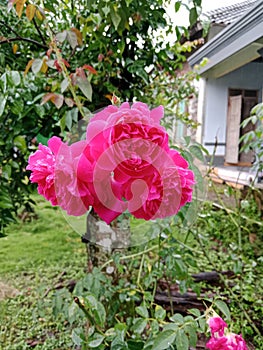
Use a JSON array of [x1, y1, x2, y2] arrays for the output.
[[0, 281, 19, 300]]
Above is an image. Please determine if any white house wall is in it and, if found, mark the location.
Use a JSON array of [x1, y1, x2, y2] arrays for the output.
[[203, 61, 263, 156]]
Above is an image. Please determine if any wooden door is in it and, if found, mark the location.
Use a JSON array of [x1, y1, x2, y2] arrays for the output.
[[225, 95, 242, 164]]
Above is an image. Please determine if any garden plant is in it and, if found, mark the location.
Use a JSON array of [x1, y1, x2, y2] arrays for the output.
[[0, 0, 262, 349]]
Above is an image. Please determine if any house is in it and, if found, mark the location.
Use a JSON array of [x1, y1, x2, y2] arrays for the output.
[[188, 0, 263, 181]]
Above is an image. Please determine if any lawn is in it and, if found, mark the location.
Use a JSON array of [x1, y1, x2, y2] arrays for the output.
[[0, 195, 87, 349]]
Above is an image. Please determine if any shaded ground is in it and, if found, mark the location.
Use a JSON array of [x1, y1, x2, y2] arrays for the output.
[[206, 183, 240, 208]]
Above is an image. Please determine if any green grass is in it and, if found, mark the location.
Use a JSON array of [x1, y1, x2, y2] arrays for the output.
[[0, 195, 87, 349], [0, 195, 86, 275]]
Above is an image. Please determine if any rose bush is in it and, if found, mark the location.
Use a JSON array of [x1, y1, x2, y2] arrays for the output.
[[27, 102, 195, 223]]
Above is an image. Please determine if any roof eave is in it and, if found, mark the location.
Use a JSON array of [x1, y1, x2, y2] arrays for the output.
[[188, 1, 263, 75]]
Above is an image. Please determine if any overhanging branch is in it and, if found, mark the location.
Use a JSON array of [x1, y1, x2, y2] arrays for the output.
[[0, 36, 48, 50]]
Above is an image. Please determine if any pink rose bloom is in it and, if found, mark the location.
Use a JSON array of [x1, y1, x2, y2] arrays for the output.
[[27, 136, 94, 216], [208, 316, 228, 337], [206, 316, 248, 350], [86, 102, 164, 143], [206, 333, 248, 350], [113, 148, 194, 221], [54, 140, 94, 216], [28, 101, 195, 224], [26, 136, 61, 205], [78, 143, 127, 224], [82, 102, 194, 223]]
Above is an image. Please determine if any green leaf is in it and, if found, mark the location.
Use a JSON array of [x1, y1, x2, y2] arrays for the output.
[[0, 95, 7, 117], [175, 1, 181, 12], [176, 329, 189, 350], [189, 144, 205, 162], [0, 73, 7, 93], [127, 340, 144, 350], [0, 200, 13, 209], [132, 318, 147, 334], [32, 59, 43, 74], [152, 330, 176, 350], [169, 313, 184, 324], [135, 305, 149, 318], [162, 323, 178, 332], [154, 305, 166, 321], [214, 300, 231, 321], [65, 110, 73, 130], [36, 133, 49, 146], [188, 308, 201, 317], [189, 7, 198, 27], [61, 77, 69, 93], [9, 71, 21, 86], [198, 318, 206, 332], [76, 75, 92, 101], [11, 99, 24, 115], [150, 319, 159, 334], [194, 0, 202, 6], [68, 301, 80, 324], [184, 136, 191, 146], [88, 333, 105, 348], [14, 135, 27, 153], [71, 328, 85, 346], [110, 6, 121, 30], [94, 301, 106, 327], [56, 30, 67, 43], [185, 324, 197, 347]]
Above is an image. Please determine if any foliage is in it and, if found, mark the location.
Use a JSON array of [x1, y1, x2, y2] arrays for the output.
[[240, 102, 263, 180], [0, 0, 202, 233], [0, 70, 61, 234], [1, 190, 262, 349]]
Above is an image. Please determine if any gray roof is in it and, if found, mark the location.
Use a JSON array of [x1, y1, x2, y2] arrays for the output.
[[205, 0, 258, 25], [188, 0, 263, 77]]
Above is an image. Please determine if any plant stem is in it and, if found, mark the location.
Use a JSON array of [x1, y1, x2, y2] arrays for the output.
[[100, 245, 159, 270], [137, 253, 145, 288], [46, 27, 86, 119]]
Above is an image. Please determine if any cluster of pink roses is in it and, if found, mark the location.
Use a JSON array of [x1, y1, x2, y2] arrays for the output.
[[207, 316, 248, 350], [27, 102, 194, 224]]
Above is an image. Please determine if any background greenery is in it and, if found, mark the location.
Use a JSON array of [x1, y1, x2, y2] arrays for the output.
[[0, 190, 262, 349], [0, 0, 202, 233]]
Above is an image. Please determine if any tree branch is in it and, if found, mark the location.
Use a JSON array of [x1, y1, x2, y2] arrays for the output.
[[0, 20, 20, 38], [0, 36, 48, 50], [32, 17, 47, 47]]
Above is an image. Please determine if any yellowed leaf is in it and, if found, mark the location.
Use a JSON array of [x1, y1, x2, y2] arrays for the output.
[[26, 4, 36, 21], [70, 28, 83, 46], [12, 43, 18, 54], [24, 59, 34, 76], [35, 8, 45, 21], [40, 58, 48, 74], [15, 0, 26, 18]]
